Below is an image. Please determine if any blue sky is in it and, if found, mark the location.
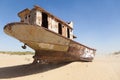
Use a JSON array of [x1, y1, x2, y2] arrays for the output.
[[0, 0, 120, 54]]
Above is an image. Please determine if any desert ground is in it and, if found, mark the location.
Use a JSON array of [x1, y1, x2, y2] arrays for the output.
[[0, 53, 120, 80]]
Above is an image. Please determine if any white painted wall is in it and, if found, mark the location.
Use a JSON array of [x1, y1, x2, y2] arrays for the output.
[[68, 21, 73, 28], [70, 29, 73, 40], [48, 17, 58, 33], [36, 11, 42, 26]]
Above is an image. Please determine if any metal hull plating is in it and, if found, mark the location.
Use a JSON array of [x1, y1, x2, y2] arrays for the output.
[[4, 22, 96, 63]]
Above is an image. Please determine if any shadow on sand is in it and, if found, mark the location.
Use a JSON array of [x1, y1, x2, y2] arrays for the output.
[[0, 63, 70, 79]]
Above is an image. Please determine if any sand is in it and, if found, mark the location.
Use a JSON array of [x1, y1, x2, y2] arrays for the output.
[[0, 53, 120, 80]]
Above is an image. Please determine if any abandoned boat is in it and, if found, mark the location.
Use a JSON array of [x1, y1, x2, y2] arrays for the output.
[[4, 5, 96, 63]]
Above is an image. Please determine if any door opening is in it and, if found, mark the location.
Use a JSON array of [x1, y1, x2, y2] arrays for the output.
[[67, 28, 70, 38], [42, 12, 48, 28], [58, 23, 62, 35]]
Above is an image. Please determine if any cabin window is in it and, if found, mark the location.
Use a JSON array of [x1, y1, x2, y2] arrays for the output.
[[42, 12, 48, 28], [25, 16, 27, 19], [67, 28, 70, 38], [28, 15, 30, 18], [58, 23, 62, 35]]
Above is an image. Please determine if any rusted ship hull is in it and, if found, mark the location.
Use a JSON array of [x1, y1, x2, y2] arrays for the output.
[[4, 22, 96, 63]]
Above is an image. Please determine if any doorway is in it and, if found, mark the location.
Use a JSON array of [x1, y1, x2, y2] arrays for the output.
[[58, 23, 62, 35], [67, 28, 70, 38], [42, 12, 48, 28]]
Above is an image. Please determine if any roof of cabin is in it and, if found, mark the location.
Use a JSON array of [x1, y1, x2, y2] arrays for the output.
[[18, 5, 73, 29], [18, 8, 30, 18]]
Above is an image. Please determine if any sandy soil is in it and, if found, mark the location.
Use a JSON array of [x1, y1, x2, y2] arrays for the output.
[[0, 53, 120, 80]]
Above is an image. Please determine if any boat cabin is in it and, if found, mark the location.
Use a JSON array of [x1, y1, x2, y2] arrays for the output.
[[18, 5, 76, 40]]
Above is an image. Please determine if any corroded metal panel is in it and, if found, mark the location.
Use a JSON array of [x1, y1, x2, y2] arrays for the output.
[[32, 41, 96, 64], [4, 23, 70, 51]]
